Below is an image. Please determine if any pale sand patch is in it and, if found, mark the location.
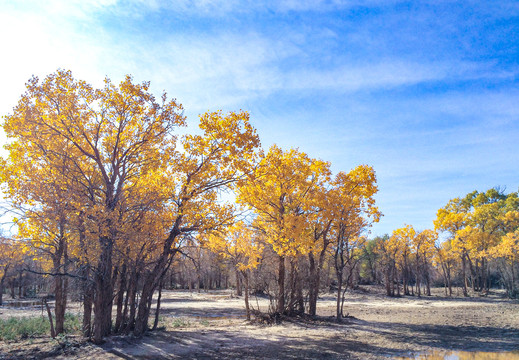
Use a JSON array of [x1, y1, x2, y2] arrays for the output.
[[0, 286, 518, 359]]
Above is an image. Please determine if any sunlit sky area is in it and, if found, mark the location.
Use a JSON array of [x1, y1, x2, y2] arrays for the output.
[[0, 0, 518, 236]]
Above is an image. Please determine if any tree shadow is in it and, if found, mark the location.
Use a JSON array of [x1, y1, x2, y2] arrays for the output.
[[101, 326, 405, 360], [349, 318, 519, 352]]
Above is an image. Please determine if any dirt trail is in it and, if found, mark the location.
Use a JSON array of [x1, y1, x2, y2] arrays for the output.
[[1, 286, 518, 359]]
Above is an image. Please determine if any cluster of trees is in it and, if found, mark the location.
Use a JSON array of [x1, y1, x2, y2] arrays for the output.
[[375, 226, 437, 297], [363, 188, 519, 299], [434, 189, 519, 297], [0, 70, 380, 341], [2, 71, 517, 344]]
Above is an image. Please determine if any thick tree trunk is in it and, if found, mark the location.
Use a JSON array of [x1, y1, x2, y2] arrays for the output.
[[134, 275, 155, 335], [54, 276, 67, 335], [53, 236, 68, 336], [93, 237, 114, 343], [288, 260, 297, 314], [308, 253, 317, 316]]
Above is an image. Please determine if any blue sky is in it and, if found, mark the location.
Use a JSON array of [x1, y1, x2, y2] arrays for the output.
[[0, 0, 518, 236]]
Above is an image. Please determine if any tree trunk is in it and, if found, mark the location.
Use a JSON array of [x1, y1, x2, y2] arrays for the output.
[[45, 298, 56, 339], [336, 269, 343, 321], [0, 267, 8, 306], [53, 236, 68, 336], [54, 276, 67, 335], [114, 261, 127, 333], [277, 254, 285, 314], [243, 271, 251, 321], [235, 269, 242, 296], [18, 271, 23, 299], [152, 279, 164, 330], [134, 249, 176, 336], [93, 237, 114, 343], [385, 266, 391, 296], [462, 254, 468, 297], [134, 275, 155, 335], [124, 269, 139, 334], [82, 266, 94, 338]]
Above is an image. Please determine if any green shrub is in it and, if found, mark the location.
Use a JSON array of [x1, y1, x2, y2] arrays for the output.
[[0, 316, 49, 341], [0, 313, 82, 341]]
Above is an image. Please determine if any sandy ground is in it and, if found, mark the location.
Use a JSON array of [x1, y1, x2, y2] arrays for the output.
[[1, 286, 518, 359]]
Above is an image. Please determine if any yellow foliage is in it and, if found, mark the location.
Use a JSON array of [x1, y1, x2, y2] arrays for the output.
[[204, 222, 263, 272]]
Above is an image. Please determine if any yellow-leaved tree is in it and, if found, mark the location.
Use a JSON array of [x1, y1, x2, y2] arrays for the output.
[[435, 189, 519, 296], [0, 237, 24, 306], [204, 221, 263, 320], [329, 166, 380, 320], [1, 70, 261, 341], [237, 145, 330, 314]]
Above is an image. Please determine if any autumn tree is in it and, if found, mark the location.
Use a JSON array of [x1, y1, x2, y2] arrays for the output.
[[411, 229, 437, 296], [376, 233, 402, 296], [2, 70, 261, 341], [306, 183, 333, 316], [433, 239, 457, 296], [434, 196, 472, 296], [204, 221, 263, 320], [0, 237, 24, 305], [435, 188, 519, 296], [237, 145, 330, 315], [491, 230, 519, 297], [131, 109, 260, 335], [330, 166, 380, 320]]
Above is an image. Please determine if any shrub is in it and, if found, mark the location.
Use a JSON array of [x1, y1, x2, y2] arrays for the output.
[[0, 313, 82, 341]]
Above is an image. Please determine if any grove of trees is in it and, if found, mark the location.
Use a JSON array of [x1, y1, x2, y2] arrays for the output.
[[0, 70, 518, 343]]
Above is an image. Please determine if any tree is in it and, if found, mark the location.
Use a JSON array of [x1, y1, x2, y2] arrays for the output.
[[490, 230, 519, 297], [433, 239, 456, 296], [306, 184, 333, 317], [0, 238, 24, 305], [411, 229, 437, 296], [435, 188, 519, 296], [237, 145, 330, 314], [204, 221, 263, 320], [434, 196, 471, 296], [390, 225, 415, 296], [2, 70, 261, 341], [330, 166, 380, 320], [132, 109, 260, 335]]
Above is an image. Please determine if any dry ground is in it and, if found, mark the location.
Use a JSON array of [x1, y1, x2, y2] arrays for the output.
[[1, 286, 518, 359]]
